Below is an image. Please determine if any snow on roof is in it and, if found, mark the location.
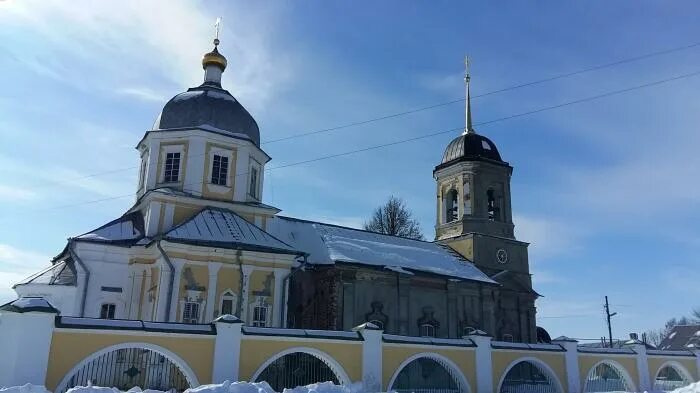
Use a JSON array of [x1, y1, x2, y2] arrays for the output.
[[0, 297, 59, 313], [75, 211, 143, 244], [267, 216, 496, 283], [166, 208, 301, 255]]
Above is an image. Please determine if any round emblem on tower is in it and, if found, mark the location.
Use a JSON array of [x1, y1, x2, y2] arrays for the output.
[[496, 248, 508, 264]]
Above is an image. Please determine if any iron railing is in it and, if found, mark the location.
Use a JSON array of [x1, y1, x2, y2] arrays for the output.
[[584, 363, 631, 392], [390, 357, 466, 393], [254, 352, 339, 391], [500, 361, 560, 393], [60, 348, 190, 393]]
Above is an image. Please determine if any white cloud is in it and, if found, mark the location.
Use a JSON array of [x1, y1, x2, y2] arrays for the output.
[[0, 244, 52, 303], [116, 87, 168, 103], [0, 184, 38, 202], [514, 214, 583, 261], [0, 0, 291, 111], [0, 243, 51, 274]]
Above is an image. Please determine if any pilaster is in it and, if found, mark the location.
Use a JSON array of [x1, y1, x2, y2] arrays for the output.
[[211, 315, 244, 383], [272, 268, 287, 327], [168, 259, 185, 322], [628, 341, 651, 392], [240, 265, 254, 323], [206, 262, 223, 322], [467, 331, 493, 393], [354, 322, 383, 392], [552, 336, 580, 393]]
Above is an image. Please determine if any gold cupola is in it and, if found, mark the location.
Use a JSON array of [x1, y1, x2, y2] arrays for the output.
[[202, 38, 227, 71]]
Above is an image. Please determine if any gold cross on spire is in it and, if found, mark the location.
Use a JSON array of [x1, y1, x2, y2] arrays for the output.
[[214, 17, 222, 46]]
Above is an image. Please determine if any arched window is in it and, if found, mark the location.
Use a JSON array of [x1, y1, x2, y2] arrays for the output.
[[487, 188, 502, 221], [444, 189, 459, 223], [500, 360, 562, 393], [420, 323, 436, 338], [584, 361, 633, 392]]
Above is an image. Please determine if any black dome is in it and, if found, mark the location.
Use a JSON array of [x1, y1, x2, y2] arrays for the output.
[[440, 132, 505, 165], [153, 83, 260, 146]]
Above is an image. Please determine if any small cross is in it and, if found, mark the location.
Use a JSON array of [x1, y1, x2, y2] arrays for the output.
[[214, 17, 222, 45], [464, 55, 471, 79]]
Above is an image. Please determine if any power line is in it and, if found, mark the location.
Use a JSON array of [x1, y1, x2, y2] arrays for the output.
[[262, 40, 700, 144], [9, 40, 700, 190], [12, 67, 700, 216]]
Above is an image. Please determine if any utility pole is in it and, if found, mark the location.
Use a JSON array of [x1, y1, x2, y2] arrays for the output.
[[604, 296, 618, 348]]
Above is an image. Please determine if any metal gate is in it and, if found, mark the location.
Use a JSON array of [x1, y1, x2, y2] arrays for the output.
[[390, 356, 467, 393], [654, 365, 690, 392], [254, 352, 340, 391], [584, 362, 631, 392], [60, 347, 190, 393], [500, 361, 560, 393]]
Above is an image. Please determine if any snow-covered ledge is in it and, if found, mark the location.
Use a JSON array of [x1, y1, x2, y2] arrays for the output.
[[0, 297, 58, 387]]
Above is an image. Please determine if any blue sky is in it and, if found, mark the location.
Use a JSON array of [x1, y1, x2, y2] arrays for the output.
[[1, 0, 699, 341]]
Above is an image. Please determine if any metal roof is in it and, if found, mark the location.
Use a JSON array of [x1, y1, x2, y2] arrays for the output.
[[267, 216, 497, 283], [165, 207, 302, 255]]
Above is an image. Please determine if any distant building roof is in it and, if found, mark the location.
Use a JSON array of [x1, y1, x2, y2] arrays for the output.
[[267, 216, 497, 283], [659, 324, 700, 350], [165, 207, 302, 256]]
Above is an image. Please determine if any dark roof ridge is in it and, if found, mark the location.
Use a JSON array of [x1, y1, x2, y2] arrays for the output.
[[276, 215, 435, 245]]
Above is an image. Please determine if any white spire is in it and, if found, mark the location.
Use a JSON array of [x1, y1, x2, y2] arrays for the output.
[[464, 55, 475, 135]]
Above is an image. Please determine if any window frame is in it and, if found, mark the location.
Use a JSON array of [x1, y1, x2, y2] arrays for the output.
[[182, 301, 200, 324], [219, 290, 238, 317], [248, 159, 262, 200], [252, 305, 269, 327], [420, 323, 436, 338], [211, 154, 230, 186], [159, 145, 184, 184], [100, 303, 116, 319]]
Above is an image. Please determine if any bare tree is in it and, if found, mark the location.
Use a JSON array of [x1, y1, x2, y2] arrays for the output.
[[364, 196, 424, 240]]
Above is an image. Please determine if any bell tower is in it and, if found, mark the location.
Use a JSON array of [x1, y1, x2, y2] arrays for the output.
[[434, 58, 514, 242], [433, 59, 538, 343]]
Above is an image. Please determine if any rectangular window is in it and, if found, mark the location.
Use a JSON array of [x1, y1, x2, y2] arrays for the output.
[[163, 152, 181, 183], [100, 303, 116, 319], [249, 167, 259, 199], [183, 302, 200, 324], [221, 298, 233, 315], [211, 154, 229, 186], [252, 305, 267, 327]]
